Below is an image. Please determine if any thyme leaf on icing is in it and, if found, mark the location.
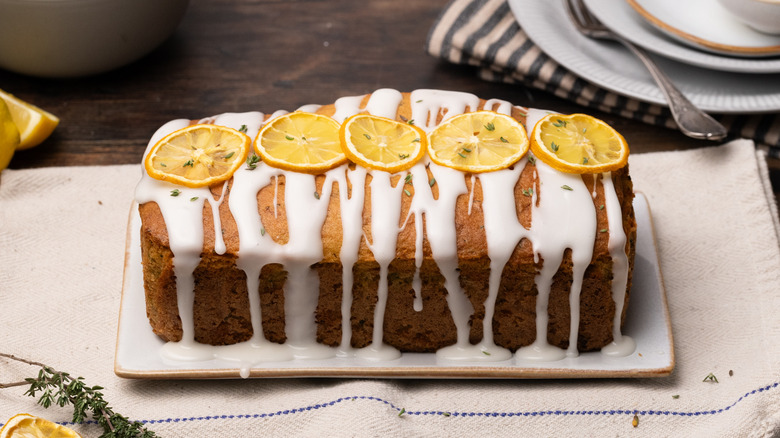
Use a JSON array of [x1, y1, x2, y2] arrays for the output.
[[527, 155, 536, 165], [246, 154, 261, 170], [672, 395, 680, 399], [170, 189, 181, 197], [190, 197, 199, 202], [398, 408, 406, 417], [314, 191, 320, 200], [561, 185, 573, 191], [239, 124, 248, 133]]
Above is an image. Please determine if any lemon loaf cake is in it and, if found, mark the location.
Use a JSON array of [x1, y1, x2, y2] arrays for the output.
[[135, 88, 636, 363]]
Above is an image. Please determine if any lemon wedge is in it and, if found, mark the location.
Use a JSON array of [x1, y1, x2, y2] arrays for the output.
[[339, 113, 426, 173], [0, 89, 59, 151], [0, 413, 81, 438], [144, 124, 251, 188], [529, 113, 629, 174], [427, 111, 528, 173], [254, 112, 346, 174], [0, 98, 21, 171]]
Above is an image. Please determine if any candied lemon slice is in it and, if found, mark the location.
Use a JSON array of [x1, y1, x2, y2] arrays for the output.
[[0, 98, 20, 171], [0, 413, 82, 438], [0, 89, 59, 151], [530, 113, 629, 174], [254, 111, 346, 174], [339, 113, 426, 173], [427, 111, 528, 173], [144, 124, 250, 188]]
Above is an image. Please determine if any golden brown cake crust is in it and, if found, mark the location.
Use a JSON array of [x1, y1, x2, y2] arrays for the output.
[[139, 92, 636, 352]]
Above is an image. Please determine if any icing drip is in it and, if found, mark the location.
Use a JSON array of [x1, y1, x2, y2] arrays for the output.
[[136, 119, 208, 356], [477, 165, 526, 361], [230, 162, 295, 364], [516, 158, 597, 361], [467, 174, 476, 215], [296, 104, 322, 113], [402, 169, 425, 313], [407, 162, 476, 360], [355, 171, 404, 361], [410, 89, 480, 132], [136, 89, 636, 371], [279, 171, 336, 359], [482, 98, 513, 114], [333, 165, 368, 356], [332, 95, 366, 123], [364, 88, 403, 118], [207, 182, 229, 255], [600, 172, 636, 357]]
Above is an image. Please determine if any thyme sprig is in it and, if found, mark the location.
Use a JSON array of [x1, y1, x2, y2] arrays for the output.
[[0, 353, 158, 438]]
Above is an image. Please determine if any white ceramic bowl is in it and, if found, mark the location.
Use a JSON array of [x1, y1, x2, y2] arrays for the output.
[[0, 0, 189, 78], [718, 0, 780, 35]]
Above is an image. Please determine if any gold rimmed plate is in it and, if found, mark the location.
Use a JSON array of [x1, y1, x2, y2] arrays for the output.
[[628, 0, 780, 57]]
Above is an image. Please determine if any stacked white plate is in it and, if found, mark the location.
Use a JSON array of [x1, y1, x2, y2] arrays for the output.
[[508, 0, 780, 113]]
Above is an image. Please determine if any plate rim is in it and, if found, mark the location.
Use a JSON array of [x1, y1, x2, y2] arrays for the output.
[[114, 193, 674, 379], [583, 0, 780, 73], [628, 0, 780, 57]]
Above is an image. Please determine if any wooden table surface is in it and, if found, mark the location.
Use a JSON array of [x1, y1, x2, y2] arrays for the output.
[[3, 0, 778, 207]]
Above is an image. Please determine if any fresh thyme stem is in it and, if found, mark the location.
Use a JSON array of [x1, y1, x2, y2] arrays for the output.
[[0, 353, 45, 388], [0, 352, 157, 438]]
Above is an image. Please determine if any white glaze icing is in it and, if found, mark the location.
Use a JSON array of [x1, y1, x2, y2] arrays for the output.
[[600, 172, 636, 357], [333, 165, 367, 356], [515, 158, 596, 361], [135, 90, 635, 370]]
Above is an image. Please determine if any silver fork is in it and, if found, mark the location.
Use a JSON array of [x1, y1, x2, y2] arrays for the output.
[[566, 0, 728, 141]]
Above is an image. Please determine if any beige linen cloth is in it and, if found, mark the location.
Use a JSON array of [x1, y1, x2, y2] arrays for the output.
[[1, 139, 778, 437]]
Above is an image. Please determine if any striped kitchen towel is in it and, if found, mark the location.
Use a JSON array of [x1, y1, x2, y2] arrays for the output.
[[426, 0, 780, 155]]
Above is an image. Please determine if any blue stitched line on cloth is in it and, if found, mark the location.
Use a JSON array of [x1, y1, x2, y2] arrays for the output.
[[13, 380, 771, 428]]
